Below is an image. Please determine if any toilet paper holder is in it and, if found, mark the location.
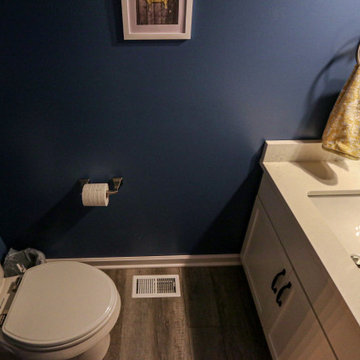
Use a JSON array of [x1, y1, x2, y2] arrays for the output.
[[79, 177, 123, 196]]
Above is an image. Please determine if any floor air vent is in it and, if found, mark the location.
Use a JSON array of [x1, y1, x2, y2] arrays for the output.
[[132, 275, 181, 298]]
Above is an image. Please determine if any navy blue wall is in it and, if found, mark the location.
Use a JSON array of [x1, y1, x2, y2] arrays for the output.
[[1, 0, 359, 258]]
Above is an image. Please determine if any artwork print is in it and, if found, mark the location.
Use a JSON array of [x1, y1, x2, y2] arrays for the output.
[[136, 0, 179, 25]]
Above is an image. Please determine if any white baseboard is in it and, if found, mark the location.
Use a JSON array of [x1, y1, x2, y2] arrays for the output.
[[48, 254, 241, 269]]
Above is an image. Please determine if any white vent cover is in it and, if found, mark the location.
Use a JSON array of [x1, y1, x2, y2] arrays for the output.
[[132, 275, 181, 298]]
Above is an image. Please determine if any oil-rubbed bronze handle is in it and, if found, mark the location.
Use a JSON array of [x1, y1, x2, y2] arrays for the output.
[[271, 269, 286, 294], [276, 282, 292, 307]]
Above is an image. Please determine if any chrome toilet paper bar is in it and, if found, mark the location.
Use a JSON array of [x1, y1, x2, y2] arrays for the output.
[[79, 177, 123, 196]]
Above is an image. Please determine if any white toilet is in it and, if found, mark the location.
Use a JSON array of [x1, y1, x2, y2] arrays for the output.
[[0, 261, 121, 360]]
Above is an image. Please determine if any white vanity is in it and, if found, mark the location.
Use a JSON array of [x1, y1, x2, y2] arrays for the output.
[[241, 140, 360, 360]]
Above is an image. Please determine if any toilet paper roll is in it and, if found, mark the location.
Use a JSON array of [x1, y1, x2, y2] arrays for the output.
[[82, 183, 109, 206]]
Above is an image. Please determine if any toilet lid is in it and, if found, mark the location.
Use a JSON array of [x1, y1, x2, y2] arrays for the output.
[[3, 261, 118, 349]]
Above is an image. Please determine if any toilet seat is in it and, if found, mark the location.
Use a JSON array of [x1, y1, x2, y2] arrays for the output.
[[2, 261, 118, 351]]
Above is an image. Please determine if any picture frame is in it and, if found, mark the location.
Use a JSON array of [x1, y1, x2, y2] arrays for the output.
[[121, 0, 193, 40]]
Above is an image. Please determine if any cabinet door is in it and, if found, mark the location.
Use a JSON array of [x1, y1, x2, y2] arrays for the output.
[[241, 197, 336, 360], [268, 271, 336, 360], [242, 197, 292, 331]]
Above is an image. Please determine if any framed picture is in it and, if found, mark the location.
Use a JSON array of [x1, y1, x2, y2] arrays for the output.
[[121, 0, 193, 40]]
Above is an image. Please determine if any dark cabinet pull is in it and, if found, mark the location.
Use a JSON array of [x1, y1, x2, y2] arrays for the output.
[[276, 282, 292, 307], [271, 269, 286, 294]]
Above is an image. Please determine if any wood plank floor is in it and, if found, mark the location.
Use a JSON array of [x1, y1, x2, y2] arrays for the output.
[[103, 266, 271, 360], [0, 266, 271, 359]]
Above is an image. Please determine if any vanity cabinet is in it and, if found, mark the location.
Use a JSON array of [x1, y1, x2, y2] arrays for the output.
[[242, 195, 336, 359]]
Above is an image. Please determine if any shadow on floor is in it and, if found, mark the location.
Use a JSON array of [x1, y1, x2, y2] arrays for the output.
[[182, 266, 271, 360]]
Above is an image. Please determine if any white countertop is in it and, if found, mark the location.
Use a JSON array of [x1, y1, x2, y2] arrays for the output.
[[261, 140, 360, 326]]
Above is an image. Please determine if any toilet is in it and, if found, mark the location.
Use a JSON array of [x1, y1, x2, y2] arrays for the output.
[[0, 261, 121, 360]]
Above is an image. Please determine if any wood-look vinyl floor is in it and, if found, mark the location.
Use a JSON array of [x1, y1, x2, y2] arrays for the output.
[[0, 266, 271, 360], [103, 266, 271, 360]]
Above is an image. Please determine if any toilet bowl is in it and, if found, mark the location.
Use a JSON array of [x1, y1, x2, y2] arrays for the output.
[[0, 261, 121, 360]]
